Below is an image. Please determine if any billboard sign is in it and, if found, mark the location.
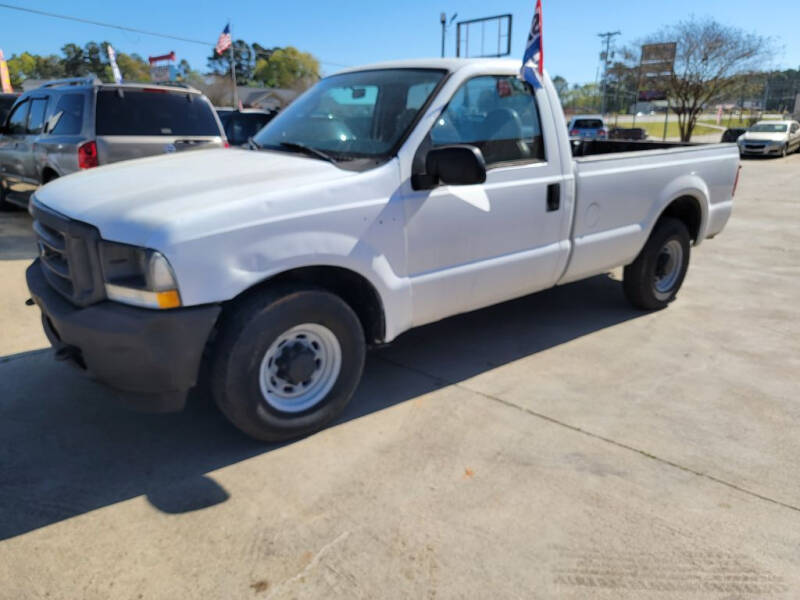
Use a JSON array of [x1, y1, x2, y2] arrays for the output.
[[456, 14, 513, 58], [150, 65, 177, 82], [638, 42, 677, 102], [149, 52, 177, 83]]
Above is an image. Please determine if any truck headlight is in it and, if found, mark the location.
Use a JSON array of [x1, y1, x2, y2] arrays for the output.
[[99, 241, 182, 309]]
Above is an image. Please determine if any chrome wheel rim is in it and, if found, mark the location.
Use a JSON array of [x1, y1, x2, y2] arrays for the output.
[[653, 239, 684, 295], [258, 323, 342, 414]]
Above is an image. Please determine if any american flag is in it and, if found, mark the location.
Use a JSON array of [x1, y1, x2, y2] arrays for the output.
[[215, 24, 232, 55], [521, 0, 544, 88]]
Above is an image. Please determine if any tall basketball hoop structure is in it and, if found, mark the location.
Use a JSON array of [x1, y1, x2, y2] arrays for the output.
[[456, 14, 513, 58]]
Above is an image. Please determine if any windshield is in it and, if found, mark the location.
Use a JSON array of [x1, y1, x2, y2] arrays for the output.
[[253, 69, 446, 162], [749, 123, 788, 133]]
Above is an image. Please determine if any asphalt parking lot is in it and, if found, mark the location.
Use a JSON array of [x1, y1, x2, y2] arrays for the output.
[[0, 153, 799, 599]]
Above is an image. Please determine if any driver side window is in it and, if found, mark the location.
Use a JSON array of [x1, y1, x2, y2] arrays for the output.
[[430, 75, 545, 167], [6, 100, 29, 135]]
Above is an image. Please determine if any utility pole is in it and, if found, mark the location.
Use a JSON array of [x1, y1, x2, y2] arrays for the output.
[[597, 31, 621, 116]]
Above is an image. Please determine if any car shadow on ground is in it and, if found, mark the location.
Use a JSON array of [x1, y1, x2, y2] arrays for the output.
[[0, 274, 643, 540], [0, 209, 37, 261]]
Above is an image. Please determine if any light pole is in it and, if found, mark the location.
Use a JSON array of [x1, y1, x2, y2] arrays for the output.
[[441, 13, 447, 58], [440, 13, 458, 58]]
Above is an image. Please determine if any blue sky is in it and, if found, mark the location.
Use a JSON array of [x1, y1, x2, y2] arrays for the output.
[[1, 0, 799, 85]]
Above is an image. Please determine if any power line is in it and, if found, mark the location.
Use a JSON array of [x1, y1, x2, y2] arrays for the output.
[[0, 2, 350, 68], [0, 2, 211, 46]]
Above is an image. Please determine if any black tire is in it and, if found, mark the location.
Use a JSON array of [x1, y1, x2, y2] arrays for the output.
[[0, 180, 17, 212], [623, 217, 691, 311], [209, 285, 366, 442]]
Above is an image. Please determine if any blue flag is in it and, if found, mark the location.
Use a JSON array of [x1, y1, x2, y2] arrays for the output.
[[521, 0, 544, 88]]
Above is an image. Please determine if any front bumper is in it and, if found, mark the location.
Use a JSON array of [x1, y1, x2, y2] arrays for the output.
[[739, 143, 783, 155], [27, 260, 221, 412]]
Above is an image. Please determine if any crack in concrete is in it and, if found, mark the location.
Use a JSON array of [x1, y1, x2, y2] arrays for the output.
[[264, 530, 352, 599], [377, 356, 800, 515]]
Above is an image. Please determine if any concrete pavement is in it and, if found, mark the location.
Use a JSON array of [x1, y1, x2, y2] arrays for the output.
[[0, 154, 799, 598]]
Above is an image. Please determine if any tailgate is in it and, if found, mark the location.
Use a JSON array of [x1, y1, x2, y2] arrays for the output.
[[96, 135, 223, 165]]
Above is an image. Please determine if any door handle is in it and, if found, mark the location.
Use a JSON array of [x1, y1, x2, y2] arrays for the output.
[[546, 183, 560, 212]]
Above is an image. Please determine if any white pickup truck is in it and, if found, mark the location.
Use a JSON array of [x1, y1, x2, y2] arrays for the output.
[[26, 59, 740, 441]]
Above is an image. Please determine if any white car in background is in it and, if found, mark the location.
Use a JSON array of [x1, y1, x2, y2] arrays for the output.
[[737, 120, 800, 157]]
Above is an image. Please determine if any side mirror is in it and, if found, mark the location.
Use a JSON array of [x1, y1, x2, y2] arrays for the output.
[[413, 145, 487, 190]]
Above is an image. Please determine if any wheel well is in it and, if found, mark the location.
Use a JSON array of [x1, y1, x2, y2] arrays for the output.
[[248, 266, 386, 345], [659, 196, 702, 241], [41, 168, 59, 184]]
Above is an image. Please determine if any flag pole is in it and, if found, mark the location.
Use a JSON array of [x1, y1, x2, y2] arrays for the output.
[[229, 22, 238, 109]]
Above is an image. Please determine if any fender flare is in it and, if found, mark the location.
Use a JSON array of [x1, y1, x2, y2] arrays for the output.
[[654, 174, 710, 245]]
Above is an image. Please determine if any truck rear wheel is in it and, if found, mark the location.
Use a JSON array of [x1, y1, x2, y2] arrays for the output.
[[209, 285, 366, 441], [623, 217, 691, 310]]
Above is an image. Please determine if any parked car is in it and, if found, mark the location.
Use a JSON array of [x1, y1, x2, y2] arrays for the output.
[[737, 120, 800, 157], [216, 107, 277, 146], [0, 92, 19, 125], [609, 127, 648, 141], [0, 78, 226, 209], [568, 114, 607, 140], [720, 127, 747, 144], [26, 59, 739, 441]]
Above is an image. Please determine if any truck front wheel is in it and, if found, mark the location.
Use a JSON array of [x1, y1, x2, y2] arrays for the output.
[[623, 217, 691, 310], [209, 285, 366, 441]]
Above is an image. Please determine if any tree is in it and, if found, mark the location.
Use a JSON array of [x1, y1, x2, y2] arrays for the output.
[[642, 18, 773, 141], [207, 39, 254, 84], [562, 83, 600, 113], [60, 43, 87, 77], [253, 46, 320, 90], [252, 43, 276, 64], [6, 51, 64, 87], [113, 52, 151, 82], [6, 43, 154, 87], [175, 59, 204, 88], [602, 47, 640, 114], [551, 76, 569, 102]]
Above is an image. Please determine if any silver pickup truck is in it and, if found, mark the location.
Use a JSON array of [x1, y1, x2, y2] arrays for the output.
[[0, 78, 225, 210]]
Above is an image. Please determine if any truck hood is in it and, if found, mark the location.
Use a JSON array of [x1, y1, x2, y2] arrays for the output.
[[35, 148, 357, 238], [740, 132, 787, 143]]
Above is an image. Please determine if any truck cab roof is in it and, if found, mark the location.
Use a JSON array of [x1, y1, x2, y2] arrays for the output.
[[338, 58, 523, 75]]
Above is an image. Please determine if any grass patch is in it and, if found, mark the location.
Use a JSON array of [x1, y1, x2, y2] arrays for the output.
[[635, 121, 720, 140]]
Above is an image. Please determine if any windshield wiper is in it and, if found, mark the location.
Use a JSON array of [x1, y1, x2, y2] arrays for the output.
[[278, 141, 337, 164], [247, 137, 262, 150]]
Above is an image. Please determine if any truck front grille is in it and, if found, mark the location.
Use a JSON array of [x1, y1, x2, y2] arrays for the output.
[[31, 199, 106, 307]]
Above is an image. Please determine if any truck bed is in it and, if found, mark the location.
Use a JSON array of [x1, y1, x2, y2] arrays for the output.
[[558, 141, 740, 285], [571, 139, 698, 157]]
